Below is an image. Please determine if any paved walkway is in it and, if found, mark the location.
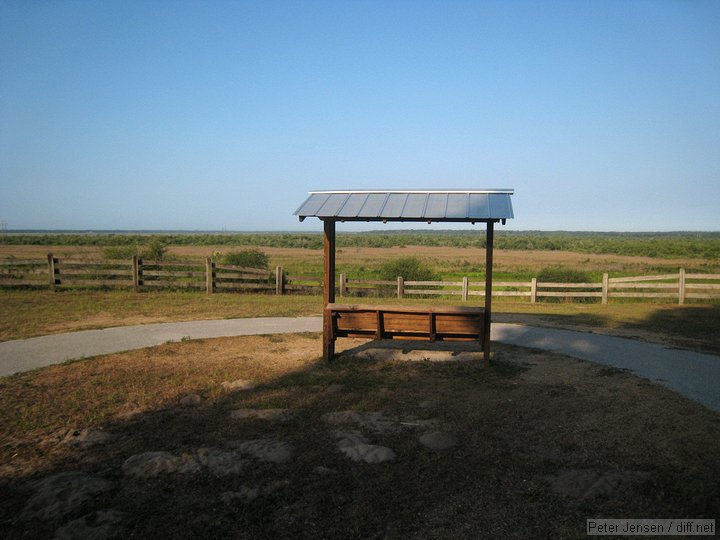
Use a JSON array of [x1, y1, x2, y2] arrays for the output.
[[1, 317, 718, 412]]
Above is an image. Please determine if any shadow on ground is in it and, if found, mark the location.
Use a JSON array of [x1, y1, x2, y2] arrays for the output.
[[1, 334, 719, 539]]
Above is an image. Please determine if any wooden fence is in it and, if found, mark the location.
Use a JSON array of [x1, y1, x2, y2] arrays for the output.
[[325, 270, 720, 305], [1, 255, 719, 304], [0, 254, 275, 294]]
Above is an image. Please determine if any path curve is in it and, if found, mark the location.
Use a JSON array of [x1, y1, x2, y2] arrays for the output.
[[1, 317, 718, 412]]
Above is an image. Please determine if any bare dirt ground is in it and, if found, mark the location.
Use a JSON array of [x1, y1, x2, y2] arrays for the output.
[[1, 334, 718, 539]]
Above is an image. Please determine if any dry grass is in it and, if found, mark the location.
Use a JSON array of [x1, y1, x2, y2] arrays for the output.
[[2, 288, 719, 355], [0, 290, 320, 342], [0, 334, 718, 538]]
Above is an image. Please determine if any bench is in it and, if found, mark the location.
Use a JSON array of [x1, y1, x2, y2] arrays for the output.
[[327, 303, 486, 344]]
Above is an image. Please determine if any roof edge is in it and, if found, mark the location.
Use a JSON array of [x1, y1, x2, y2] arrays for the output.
[[308, 189, 514, 195]]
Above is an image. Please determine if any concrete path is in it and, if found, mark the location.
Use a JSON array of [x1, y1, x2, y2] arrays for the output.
[[1, 318, 718, 412]]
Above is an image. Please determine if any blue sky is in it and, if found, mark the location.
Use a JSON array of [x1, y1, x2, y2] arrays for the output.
[[1, 0, 719, 232]]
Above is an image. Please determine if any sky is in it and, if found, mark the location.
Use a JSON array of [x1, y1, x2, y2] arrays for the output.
[[1, 0, 719, 232]]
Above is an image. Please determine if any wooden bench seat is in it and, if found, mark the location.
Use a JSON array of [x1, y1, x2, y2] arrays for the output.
[[327, 303, 485, 343]]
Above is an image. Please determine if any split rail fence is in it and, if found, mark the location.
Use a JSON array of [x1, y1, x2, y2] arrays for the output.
[[0, 254, 719, 305]]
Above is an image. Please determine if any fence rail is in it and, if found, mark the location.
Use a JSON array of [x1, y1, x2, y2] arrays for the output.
[[0, 255, 719, 304]]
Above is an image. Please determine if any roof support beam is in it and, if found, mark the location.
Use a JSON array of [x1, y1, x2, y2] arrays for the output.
[[323, 220, 336, 362], [483, 220, 495, 367]]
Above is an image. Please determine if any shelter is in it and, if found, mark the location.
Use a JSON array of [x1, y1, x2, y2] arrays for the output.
[[294, 189, 514, 366]]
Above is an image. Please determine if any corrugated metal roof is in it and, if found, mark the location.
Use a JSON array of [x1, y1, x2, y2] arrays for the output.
[[294, 189, 514, 222]]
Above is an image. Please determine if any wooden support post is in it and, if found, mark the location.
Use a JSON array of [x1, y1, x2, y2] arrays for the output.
[[602, 273, 609, 305], [323, 220, 336, 361], [397, 276, 404, 299], [375, 310, 384, 340], [47, 253, 57, 291], [275, 266, 284, 295], [483, 221, 494, 367], [339, 273, 346, 297], [530, 277, 537, 303], [429, 312, 436, 341], [137, 258, 143, 289], [462, 276, 469, 302], [679, 268, 686, 305], [132, 255, 140, 292], [206, 257, 215, 294]]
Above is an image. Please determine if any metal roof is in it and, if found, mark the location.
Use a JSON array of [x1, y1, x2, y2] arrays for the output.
[[294, 189, 514, 222]]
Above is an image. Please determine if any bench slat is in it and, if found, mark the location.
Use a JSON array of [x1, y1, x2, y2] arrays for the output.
[[330, 303, 484, 343]]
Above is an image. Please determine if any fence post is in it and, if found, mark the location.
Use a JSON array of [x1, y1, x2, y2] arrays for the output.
[[397, 276, 404, 299], [602, 273, 609, 305], [206, 257, 215, 294], [47, 253, 58, 291], [339, 273, 346, 297], [275, 266, 284, 295], [679, 268, 686, 305], [132, 255, 140, 292], [462, 276, 469, 302], [530, 277, 537, 303]]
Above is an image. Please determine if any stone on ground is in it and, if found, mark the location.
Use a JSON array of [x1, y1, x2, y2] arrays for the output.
[[45, 428, 115, 449], [178, 393, 202, 406], [22, 472, 113, 521], [122, 451, 200, 478], [321, 410, 399, 433], [221, 379, 257, 391], [334, 431, 396, 464], [233, 439, 294, 463], [220, 480, 288, 505], [323, 383, 344, 394], [418, 431, 458, 450], [196, 447, 247, 477]]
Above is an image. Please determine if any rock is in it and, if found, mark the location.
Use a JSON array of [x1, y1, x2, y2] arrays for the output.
[[324, 384, 344, 394], [122, 451, 200, 478], [220, 480, 289, 505], [321, 411, 399, 433], [221, 379, 257, 391], [22, 472, 113, 521], [418, 400, 439, 409], [196, 448, 246, 477], [233, 439, 294, 463], [418, 431, 458, 450], [44, 428, 114, 449], [53, 510, 124, 540], [179, 394, 202, 406], [334, 431, 396, 464], [230, 408, 292, 421]]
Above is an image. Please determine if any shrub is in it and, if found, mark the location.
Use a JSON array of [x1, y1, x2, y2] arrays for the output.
[[223, 249, 269, 269], [142, 239, 168, 261], [103, 245, 139, 259], [379, 257, 437, 281]]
